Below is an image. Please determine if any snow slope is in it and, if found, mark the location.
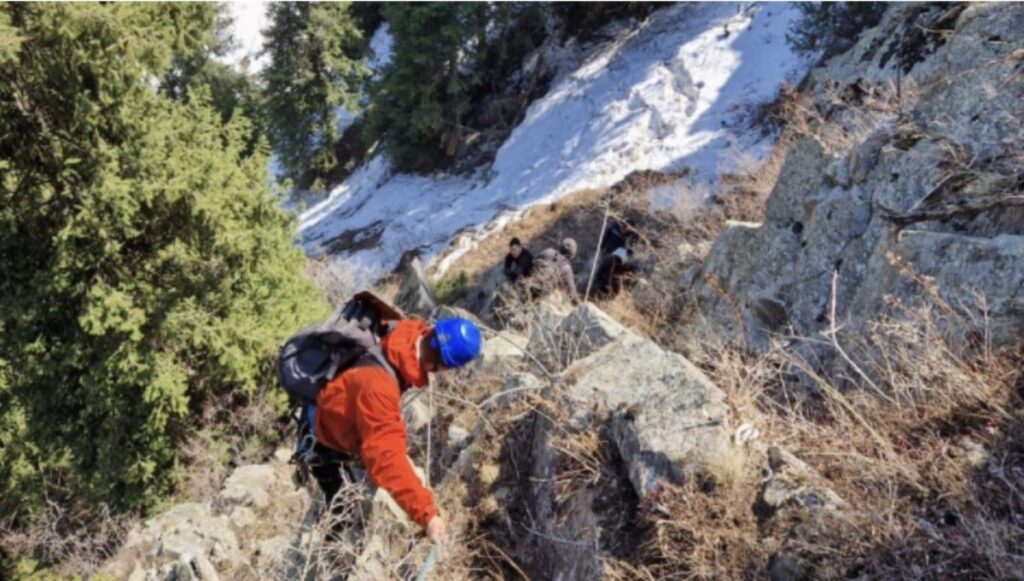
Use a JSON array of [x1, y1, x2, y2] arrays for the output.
[[297, 3, 811, 277]]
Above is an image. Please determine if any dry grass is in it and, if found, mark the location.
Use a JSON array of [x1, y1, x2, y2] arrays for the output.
[[631, 285, 1024, 579], [1, 502, 130, 578], [428, 188, 607, 284]]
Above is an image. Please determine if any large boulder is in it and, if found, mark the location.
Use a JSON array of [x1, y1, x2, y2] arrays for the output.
[[564, 338, 731, 497], [527, 302, 639, 370]]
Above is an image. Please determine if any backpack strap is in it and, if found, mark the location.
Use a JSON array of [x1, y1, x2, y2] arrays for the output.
[[349, 346, 403, 388]]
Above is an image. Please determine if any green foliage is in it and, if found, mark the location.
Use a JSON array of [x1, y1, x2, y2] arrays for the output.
[[435, 271, 470, 305], [366, 3, 484, 172], [0, 2, 325, 526], [367, 3, 554, 173], [262, 2, 367, 185], [787, 2, 888, 60], [160, 5, 265, 153]]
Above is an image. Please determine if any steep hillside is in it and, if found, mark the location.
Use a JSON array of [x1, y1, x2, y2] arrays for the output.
[[297, 3, 810, 278], [16, 3, 1024, 580]]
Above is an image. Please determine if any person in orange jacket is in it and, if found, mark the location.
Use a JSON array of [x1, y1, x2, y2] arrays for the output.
[[311, 317, 482, 543]]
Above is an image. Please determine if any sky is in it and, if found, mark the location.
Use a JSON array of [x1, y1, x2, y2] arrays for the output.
[[219, 1, 271, 72]]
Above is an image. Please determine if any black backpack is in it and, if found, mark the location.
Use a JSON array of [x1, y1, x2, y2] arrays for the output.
[[277, 291, 403, 405]]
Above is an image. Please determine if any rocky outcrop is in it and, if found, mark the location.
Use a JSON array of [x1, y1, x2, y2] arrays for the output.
[[102, 450, 311, 580], [696, 3, 1024, 355], [395, 257, 438, 316], [757, 446, 851, 581], [527, 301, 640, 371], [565, 338, 731, 496]]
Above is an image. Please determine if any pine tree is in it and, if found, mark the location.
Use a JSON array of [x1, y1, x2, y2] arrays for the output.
[[262, 2, 367, 186], [0, 3, 325, 522], [366, 3, 487, 173]]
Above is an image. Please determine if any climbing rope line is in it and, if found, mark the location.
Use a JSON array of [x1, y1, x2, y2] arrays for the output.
[[415, 542, 441, 581]]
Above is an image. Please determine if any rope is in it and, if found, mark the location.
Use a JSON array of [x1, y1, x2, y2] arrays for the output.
[[415, 542, 441, 581], [426, 377, 433, 488], [584, 199, 612, 303]]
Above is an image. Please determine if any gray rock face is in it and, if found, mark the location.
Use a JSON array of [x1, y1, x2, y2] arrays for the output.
[[476, 332, 528, 372], [461, 265, 508, 322], [527, 301, 640, 370], [123, 503, 241, 569], [394, 257, 438, 315], [565, 338, 731, 497], [219, 464, 276, 509], [696, 3, 1024, 356], [850, 231, 1024, 346]]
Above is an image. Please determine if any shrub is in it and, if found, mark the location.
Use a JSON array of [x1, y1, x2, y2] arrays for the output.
[[436, 271, 470, 305], [0, 3, 326, 527]]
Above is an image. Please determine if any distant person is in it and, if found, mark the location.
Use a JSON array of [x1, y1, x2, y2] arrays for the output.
[[593, 247, 639, 298], [503, 237, 534, 284], [601, 218, 641, 255], [600, 218, 629, 255], [535, 237, 579, 303]]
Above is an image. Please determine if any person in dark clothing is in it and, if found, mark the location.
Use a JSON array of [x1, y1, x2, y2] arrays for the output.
[[503, 237, 534, 284], [600, 219, 627, 255], [593, 247, 639, 298]]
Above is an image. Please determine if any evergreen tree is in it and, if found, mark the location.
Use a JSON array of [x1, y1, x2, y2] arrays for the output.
[[367, 3, 487, 173], [787, 2, 888, 60], [262, 2, 366, 186], [0, 2, 324, 523]]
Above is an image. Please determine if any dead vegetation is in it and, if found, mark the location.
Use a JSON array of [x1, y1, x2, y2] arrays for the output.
[[626, 272, 1024, 578], [1, 502, 130, 578]]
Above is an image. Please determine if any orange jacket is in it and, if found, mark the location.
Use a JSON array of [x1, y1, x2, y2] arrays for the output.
[[313, 319, 436, 528]]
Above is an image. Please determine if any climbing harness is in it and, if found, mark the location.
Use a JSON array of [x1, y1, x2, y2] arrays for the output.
[[290, 404, 358, 488]]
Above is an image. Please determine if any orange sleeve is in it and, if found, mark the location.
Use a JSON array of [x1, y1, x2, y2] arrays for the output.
[[355, 377, 438, 529]]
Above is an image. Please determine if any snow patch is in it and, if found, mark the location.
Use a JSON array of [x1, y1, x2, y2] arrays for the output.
[[298, 3, 811, 277]]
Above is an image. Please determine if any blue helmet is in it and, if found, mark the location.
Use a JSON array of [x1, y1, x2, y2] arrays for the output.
[[430, 318, 482, 368]]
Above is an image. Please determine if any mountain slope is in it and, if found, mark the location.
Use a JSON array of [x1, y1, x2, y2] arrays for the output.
[[297, 3, 810, 278]]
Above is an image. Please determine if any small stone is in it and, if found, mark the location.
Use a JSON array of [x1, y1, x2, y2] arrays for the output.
[[768, 551, 807, 581], [160, 532, 205, 561], [192, 554, 220, 581], [128, 565, 148, 581], [228, 506, 257, 529], [169, 559, 196, 581], [273, 447, 292, 464], [478, 463, 500, 486], [448, 425, 470, 449]]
